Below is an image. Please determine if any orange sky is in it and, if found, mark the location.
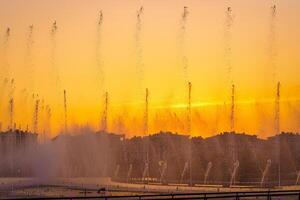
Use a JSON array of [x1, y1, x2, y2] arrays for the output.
[[0, 0, 300, 138]]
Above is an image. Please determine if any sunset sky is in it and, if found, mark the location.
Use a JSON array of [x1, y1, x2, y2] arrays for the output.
[[0, 0, 300, 138]]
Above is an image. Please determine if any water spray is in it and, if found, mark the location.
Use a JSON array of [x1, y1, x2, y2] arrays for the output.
[[50, 21, 61, 98], [9, 98, 14, 131], [142, 162, 149, 182], [260, 159, 272, 187], [100, 91, 108, 132], [127, 164, 133, 182], [45, 105, 52, 137], [135, 6, 144, 93], [275, 81, 281, 186], [159, 161, 167, 183], [143, 88, 149, 183], [230, 160, 239, 186], [25, 25, 35, 91], [96, 10, 105, 93], [230, 84, 235, 132], [295, 171, 300, 185], [275, 81, 280, 135], [179, 7, 189, 82], [114, 164, 120, 178], [63, 90, 68, 134], [268, 5, 277, 80], [187, 82, 192, 186], [204, 161, 213, 184], [33, 99, 40, 133], [180, 161, 189, 184], [187, 82, 192, 134], [8, 79, 15, 131], [224, 7, 234, 82]]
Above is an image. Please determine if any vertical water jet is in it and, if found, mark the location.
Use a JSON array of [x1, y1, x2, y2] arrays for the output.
[[268, 5, 277, 80], [159, 161, 167, 183], [260, 159, 272, 187], [25, 25, 35, 91], [224, 7, 234, 82], [142, 88, 149, 183], [275, 81, 281, 186], [230, 160, 239, 186], [8, 79, 15, 130], [230, 84, 235, 132], [135, 6, 144, 94], [180, 161, 189, 184], [100, 91, 108, 132], [204, 161, 212, 184], [63, 90, 68, 134], [1, 28, 11, 80], [96, 10, 105, 93], [179, 7, 189, 82], [9, 98, 14, 130], [45, 105, 52, 137], [33, 99, 40, 134], [275, 81, 280, 135], [127, 164, 133, 182]]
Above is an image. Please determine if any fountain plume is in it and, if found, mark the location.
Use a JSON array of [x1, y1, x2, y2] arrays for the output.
[[100, 91, 108, 132], [230, 84, 235, 132], [179, 6, 189, 82], [296, 171, 300, 185], [224, 7, 234, 83], [275, 81, 280, 135], [159, 161, 167, 183], [63, 90, 68, 134], [260, 159, 272, 187], [204, 161, 213, 184], [8, 79, 15, 130], [96, 10, 105, 93], [180, 161, 189, 184], [127, 164, 133, 182], [25, 25, 35, 91], [230, 160, 239, 186], [33, 99, 40, 133], [268, 5, 277, 81], [135, 6, 144, 94]]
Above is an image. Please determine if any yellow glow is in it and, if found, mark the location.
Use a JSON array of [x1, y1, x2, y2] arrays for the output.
[[0, 0, 300, 138]]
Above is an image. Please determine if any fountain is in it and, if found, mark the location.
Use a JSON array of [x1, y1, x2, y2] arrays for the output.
[[260, 159, 272, 187], [180, 161, 189, 184], [204, 161, 213, 184], [100, 91, 108, 131], [135, 6, 144, 91], [159, 161, 167, 183], [127, 164, 133, 182], [224, 7, 234, 82], [33, 99, 40, 134], [8, 79, 15, 130], [230, 84, 235, 132], [230, 160, 239, 186], [25, 25, 35, 91], [142, 88, 149, 182], [9, 97, 14, 130], [96, 10, 105, 92], [275, 81, 281, 186], [63, 90, 68, 134], [179, 6, 189, 81], [295, 171, 300, 185], [114, 164, 120, 178], [142, 161, 149, 182]]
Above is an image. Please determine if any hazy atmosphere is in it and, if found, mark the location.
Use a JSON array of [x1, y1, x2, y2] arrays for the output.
[[1, 0, 300, 138]]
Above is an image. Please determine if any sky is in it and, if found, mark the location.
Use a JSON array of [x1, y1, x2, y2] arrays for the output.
[[0, 0, 300, 138]]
